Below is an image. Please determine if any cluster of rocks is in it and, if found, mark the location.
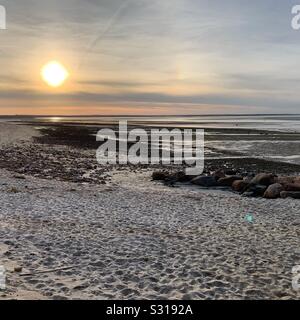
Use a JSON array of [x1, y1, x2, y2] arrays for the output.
[[0, 143, 110, 184], [152, 170, 300, 199]]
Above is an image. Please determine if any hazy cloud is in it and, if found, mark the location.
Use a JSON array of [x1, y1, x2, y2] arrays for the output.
[[0, 0, 300, 114]]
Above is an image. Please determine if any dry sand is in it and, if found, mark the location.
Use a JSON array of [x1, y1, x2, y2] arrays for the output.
[[0, 169, 299, 300]]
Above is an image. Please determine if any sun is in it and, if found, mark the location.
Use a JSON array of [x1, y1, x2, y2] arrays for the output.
[[41, 61, 69, 87]]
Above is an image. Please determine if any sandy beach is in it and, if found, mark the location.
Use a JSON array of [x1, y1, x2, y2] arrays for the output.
[[2, 0, 300, 306], [0, 122, 299, 300]]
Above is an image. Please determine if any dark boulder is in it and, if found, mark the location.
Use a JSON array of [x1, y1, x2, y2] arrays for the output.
[[152, 171, 169, 181], [280, 191, 300, 199], [283, 183, 300, 192], [172, 171, 194, 182], [191, 175, 218, 187], [218, 176, 243, 187], [232, 180, 250, 192], [250, 173, 277, 186], [263, 183, 284, 199], [212, 169, 225, 181], [275, 176, 297, 186], [242, 184, 267, 197]]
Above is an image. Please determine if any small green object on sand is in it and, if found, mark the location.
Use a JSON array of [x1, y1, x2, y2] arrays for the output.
[[245, 214, 254, 223]]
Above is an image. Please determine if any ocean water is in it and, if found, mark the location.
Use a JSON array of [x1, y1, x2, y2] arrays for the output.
[[5, 114, 300, 165], [31, 114, 300, 132]]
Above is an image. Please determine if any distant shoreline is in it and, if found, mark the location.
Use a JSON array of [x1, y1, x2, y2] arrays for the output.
[[1, 113, 300, 118]]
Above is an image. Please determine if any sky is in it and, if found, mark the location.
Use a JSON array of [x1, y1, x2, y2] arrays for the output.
[[0, 0, 300, 115]]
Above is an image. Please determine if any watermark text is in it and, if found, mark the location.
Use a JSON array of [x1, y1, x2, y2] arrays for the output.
[[96, 121, 204, 176], [0, 266, 6, 290], [292, 5, 300, 30], [292, 265, 300, 291], [0, 5, 6, 30]]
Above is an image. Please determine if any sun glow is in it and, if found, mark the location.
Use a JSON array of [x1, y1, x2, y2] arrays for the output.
[[41, 61, 69, 87]]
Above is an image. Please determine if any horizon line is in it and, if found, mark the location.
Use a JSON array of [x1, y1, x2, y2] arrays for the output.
[[0, 113, 300, 117]]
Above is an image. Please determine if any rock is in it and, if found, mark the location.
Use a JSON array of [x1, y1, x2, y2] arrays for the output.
[[4, 240, 14, 245], [152, 171, 169, 181], [7, 187, 20, 193], [14, 266, 22, 273], [191, 175, 218, 187], [250, 173, 277, 186], [294, 176, 300, 183], [243, 175, 254, 183], [284, 183, 300, 192], [225, 170, 237, 176], [280, 191, 300, 199], [212, 169, 225, 181], [172, 171, 193, 182], [263, 183, 284, 199], [275, 176, 297, 185], [232, 180, 249, 192], [254, 184, 268, 196], [218, 176, 243, 187], [241, 172, 255, 178], [242, 184, 267, 197]]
